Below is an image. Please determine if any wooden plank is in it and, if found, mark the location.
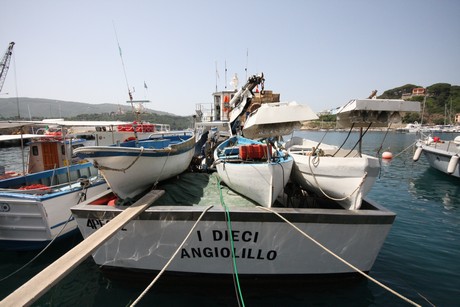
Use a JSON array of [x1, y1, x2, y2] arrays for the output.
[[0, 189, 165, 307]]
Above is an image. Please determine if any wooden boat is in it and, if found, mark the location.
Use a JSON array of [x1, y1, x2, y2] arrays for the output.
[[70, 172, 395, 278], [214, 135, 293, 207], [0, 134, 108, 251], [285, 137, 380, 210], [413, 135, 460, 178], [74, 131, 196, 200]]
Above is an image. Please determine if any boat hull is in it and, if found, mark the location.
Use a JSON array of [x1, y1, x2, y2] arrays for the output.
[[0, 164, 108, 251], [72, 195, 394, 276], [289, 152, 380, 210], [214, 136, 293, 207], [420, 143, 460, 178], [215, 159, 293, 207], [75, 133, 196, 199]]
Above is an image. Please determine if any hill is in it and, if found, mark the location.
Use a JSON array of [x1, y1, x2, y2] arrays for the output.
[[378, 83, 460, 124], [0, 97, 174, 119]]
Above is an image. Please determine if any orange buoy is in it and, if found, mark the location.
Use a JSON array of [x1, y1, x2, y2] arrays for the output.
[[382, 151, 393, 160]]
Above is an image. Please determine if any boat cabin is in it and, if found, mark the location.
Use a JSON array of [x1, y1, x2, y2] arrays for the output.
[[27, 138, 85, 174]]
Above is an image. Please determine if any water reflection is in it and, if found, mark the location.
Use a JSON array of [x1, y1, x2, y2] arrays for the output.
[[408, 168, 460, 210]]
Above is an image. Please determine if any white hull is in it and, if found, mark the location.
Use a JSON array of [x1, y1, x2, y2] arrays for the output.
[[418, 140, 460, 178], [0, 179, 108, 251], [215, 160, 293, 207], [286, 137, 380, 210], [90, 149, 194, 199], [75, 133, 196, 199], [72, 193, 394, 276], [214, 136, 293, 207]]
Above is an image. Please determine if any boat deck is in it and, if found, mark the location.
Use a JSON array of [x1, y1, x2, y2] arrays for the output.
[[78, 172, 394, 220]]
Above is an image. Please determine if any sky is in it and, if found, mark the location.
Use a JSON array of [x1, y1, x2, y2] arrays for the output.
[[1, 0, 459, 116]]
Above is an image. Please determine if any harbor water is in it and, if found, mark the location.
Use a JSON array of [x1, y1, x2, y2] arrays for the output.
[[0, 131, 459, 306]]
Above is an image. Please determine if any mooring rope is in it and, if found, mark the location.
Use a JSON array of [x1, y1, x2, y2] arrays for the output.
[[258, 206, 421, 307], [0, 183, 89, 283], [307, 153, 367, 205], [95, 147, 145, 172], [130, 204, 213, 306], [216, 177, 245, 307]]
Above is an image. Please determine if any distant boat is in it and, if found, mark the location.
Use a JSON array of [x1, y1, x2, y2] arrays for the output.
[[214, 135, 293, 207], [395, 122, 421, 133], [74, 131, 196, 200], [413, 135, 460, 178], [0, 129, 108, 251]]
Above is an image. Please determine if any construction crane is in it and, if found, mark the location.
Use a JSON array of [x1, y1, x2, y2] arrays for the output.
[[0, 42, 15, 93]]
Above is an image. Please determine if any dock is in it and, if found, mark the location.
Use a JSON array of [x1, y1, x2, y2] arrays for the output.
[[0, 189, 165, 307]]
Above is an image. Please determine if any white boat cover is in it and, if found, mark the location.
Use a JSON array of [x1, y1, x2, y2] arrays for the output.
[[243, 101, 318, 139], [336, 99, 421, 128]]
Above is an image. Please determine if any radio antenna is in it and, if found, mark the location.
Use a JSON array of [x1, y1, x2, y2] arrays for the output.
[[112, 21, 133, 102]]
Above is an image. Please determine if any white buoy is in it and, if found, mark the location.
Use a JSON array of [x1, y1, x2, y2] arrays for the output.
[[447, 155, 459, 174], [413, 147, 423, 162], [382, 151, 393, 160]]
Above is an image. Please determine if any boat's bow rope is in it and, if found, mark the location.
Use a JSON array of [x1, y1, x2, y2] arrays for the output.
[[258, 206, 421, 307], [95, 147, 145, 173], [130, 204, 214, 306]]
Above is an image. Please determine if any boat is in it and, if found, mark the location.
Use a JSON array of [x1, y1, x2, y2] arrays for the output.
[[285, 137, 380, 210], [74, 131, 196, 200], [65, 80, 396, 283], [413, 135, 460, 178], [0, 126, 108, 251], [70, 172, 395, 279], [395, 122, 421, 133], [214, 135, 293, 207], [285, 97, 420, 210], [212, 100, 316, 208]]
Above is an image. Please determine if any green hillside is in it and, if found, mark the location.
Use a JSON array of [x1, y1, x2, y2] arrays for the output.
[[378, 83, 460, 125]]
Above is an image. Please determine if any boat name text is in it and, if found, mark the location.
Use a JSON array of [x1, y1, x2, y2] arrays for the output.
[[181, 230, 277, 260]]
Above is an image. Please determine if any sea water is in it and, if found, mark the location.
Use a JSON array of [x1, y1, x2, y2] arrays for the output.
[[0, 131, 459, 306]]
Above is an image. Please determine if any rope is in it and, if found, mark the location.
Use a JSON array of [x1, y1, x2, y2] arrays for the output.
[[130, 204, 213, 306], [332, 123, 355, 157], [95, 147, 145, 173], [0, 184, 88, 282], [216, 177, 245, 307], [258, 206, 421, 307], [307, 153, 367, 205]]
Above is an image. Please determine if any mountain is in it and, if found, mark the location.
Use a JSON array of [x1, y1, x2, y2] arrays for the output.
[[0, 97, 174, 119]]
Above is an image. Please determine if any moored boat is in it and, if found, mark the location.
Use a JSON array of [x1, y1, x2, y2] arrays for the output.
[[285, 137, 380, 210], [413, 135, 460, 178], [0, 130, 108, 251], [214, 135, 293, 207], [70, 172, 395, 278], [74, 131, 196, 200]]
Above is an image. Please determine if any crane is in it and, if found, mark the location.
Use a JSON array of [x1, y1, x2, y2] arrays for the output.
[[0, 42, 15, 93]]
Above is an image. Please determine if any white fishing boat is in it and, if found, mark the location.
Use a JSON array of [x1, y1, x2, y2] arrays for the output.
[[70, 172, 395, 278], [285, 137, 380, 210], [413, 135, 460, 178], [214, 135, 293, 207], [74, 131, 196, 200], [0, 127, 108, 251], [285, 97, 420, 210]]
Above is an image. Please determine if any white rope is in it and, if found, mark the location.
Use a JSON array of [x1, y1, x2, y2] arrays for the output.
[[130, 205, 214, 306], [258, 206, 421, 307], [96, 147, 145, 173]]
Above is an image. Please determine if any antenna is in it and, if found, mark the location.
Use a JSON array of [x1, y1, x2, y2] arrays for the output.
[[225, 60, 227, 90], [215, 61, 219, 92], [245, 48, 248, 80], [112, 21, 133, 102]]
